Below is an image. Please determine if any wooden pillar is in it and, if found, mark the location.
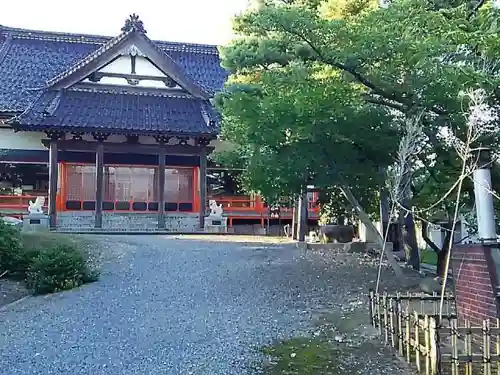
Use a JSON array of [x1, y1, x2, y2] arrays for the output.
[[48, 139, 59, 230], [94, 141, 104, 229], [199, 148, 207, 229], [158, 146, 166, 229]]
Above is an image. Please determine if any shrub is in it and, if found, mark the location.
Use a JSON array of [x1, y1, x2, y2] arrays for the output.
[[0, 218, 29, 278], [1, 224, 99, 295], [26, 243, 99, 295]]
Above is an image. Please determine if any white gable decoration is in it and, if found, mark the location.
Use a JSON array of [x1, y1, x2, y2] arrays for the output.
[[82, 44, 182, 89]]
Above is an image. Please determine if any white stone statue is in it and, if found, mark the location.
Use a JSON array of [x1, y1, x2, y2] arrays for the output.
[[208, 199, 223, 217], [28, 196, 45, 214]]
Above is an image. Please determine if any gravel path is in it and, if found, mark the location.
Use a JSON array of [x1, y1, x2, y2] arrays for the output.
[[0, 235, 417, 375]]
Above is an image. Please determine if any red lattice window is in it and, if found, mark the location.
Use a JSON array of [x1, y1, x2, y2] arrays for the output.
[[63, 164, 194, 212]]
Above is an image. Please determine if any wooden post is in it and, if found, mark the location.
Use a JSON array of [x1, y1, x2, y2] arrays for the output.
[[95, 141, 104, 229], [48, 139, 58, 230], [199, 148, 207, 229], [297, 188, 308, 242], [158, 146, 166, 229]]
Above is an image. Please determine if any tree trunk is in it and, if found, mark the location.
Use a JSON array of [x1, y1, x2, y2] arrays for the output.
[[404, 212, 420, 271], [400, 171, 420, 271], [437, 224, 452, 278], [321, 149, 402, 279], [379, 167, 390, 240], [421, 221, 451, 278], [339, 185, 403, 279]]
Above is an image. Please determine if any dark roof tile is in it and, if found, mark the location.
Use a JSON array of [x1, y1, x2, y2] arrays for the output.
[[14, 89, 218, 136], [0, 38, 98, 112], [0, 25, 228, 114]]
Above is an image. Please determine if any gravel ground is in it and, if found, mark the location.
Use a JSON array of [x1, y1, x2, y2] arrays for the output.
[[0, 235, 419, 375]]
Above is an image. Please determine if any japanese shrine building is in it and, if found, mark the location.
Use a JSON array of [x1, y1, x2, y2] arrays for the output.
[[0, 15, 227, 231]]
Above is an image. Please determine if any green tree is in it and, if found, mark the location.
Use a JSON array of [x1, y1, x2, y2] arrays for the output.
[[219, 0, 500, 273]]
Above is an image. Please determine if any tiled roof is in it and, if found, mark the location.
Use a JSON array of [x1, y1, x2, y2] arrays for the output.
[[13, 88, 218, 136], [0, 24, 228, 114]]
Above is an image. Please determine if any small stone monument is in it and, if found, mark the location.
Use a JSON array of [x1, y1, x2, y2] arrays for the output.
[[204, 199, 227, 233], [23, 196, 49, 232]]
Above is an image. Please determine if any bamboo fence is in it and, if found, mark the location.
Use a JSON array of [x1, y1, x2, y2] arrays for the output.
[[369, 290, 500, 375]]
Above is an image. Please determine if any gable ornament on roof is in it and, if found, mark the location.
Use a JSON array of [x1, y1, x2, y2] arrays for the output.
[[121, 14, 146, 34]]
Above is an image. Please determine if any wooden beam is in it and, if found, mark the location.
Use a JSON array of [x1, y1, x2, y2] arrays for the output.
[[158, 146, 166, 229], [199, 148, 207, 229], [95, 142, 104, 228], [48, 140, 58, 229], [42, 139, 213, 156]]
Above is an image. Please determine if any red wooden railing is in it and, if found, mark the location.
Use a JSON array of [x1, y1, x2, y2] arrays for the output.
[[208, 195, 320, 216], [0, 195, 50, 217], [0, 193, 320, 223]]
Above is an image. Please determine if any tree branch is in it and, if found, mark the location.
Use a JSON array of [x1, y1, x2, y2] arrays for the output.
[[467, 0, 487, 20], [421, 221, 441, 253], [364, 95, 406, 112], [271, 17, 410, 105]]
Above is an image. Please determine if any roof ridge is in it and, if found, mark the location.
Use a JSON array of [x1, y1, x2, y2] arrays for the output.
[[67, 86, 197, 99], [8, 89, 48, 125], [0, 34, 12, 66], [145, 36, 214, 96], [0, 23, 220, 53]]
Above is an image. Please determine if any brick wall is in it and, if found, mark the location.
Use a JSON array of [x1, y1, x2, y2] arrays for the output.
[[452, 244, 499, 326]]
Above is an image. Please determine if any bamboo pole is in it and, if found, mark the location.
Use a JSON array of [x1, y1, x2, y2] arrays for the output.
[[376, 293, 382, 334], [496, 319, 499, 375], [451, 319, 459, 375], [429, 316, 437, 375], [425, 315, 430, 375], [389, 297, 396, 347], [415, 311, 421, 372], [384, 293, 389, 344], [432, 292, 438, 316], [466, 320, 472, 375], [397, 295, 404, 356], [484, 319, 491, 375], [406, 309, 411, 363], [369, 289, 375, 327]]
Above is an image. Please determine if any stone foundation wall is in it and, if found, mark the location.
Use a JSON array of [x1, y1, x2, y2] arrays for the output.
[[452, 244, 500, 327], [57, 211, 200, 232]]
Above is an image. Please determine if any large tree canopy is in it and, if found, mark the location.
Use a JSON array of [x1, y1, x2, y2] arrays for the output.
[[215, 63, 396, 214], [216, 0, 500, 243]]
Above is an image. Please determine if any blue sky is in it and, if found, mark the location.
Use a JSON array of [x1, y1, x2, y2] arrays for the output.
[[0, 0, 250, 45]]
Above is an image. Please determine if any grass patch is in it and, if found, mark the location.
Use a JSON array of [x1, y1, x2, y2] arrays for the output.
[[420, 250, 437, 266], [0, 220, 99, 294], [260, 337, 340, 375]]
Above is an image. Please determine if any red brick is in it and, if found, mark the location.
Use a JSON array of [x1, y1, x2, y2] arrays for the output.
[[452, 244, 499, 327]]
